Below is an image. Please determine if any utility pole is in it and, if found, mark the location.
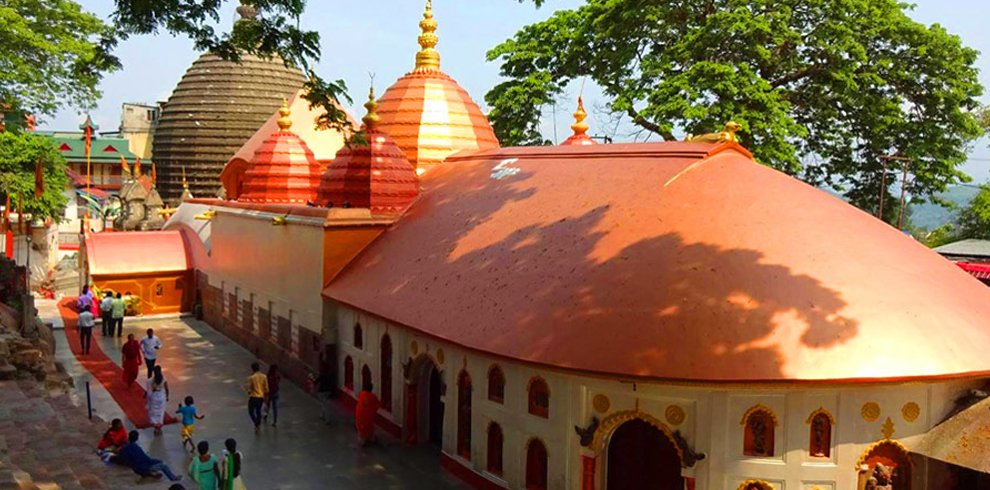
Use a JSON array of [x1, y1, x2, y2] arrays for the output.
[[878, 155, 913, 228]]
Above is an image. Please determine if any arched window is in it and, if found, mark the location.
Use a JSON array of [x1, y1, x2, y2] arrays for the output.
[[361, 364, 372, 391], [343, 356, 354, 391], [528, 377, 550, 418], [487, 423, 504, 475], [380, 334, 393, 412], [525, 438, 548, 490], [808, 410, 834, 458], [353, 323, 363, 349], [457, 370, 473, 459], [742, 406, 777, 457], [488, 365, 505, 403]]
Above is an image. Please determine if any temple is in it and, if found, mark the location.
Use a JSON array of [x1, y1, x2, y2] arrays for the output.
[[83, 2, 990, 489]]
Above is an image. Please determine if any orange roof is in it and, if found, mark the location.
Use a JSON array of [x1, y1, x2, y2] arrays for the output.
[[324, 142, 990, 383], [86, 230, 190, 276], [376, 2, 499, 174], [237, 100, 322, 204]]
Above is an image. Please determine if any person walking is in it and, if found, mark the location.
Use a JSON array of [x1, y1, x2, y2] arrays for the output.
[[77, 307, 95, 355], [245, 362, 268, 433], [264, 364, 281, 428], [145, 365, 169, 435], [76, 286, 94, 313], [121, 334, 142, 389], [188, 441, 220, 490], [220, 438, 246, 490], [99, 291, 114, 336], [112, 431, 182, 482], [355, 380, 380, 446], [140, 328, 163, 378], [176, 395, 205, 453], [111, 292, 126, 337]]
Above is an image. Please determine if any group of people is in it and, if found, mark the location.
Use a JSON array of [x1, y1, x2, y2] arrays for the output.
[[245, 362, 281, 433], [96, 417, 247, 490], [74, 285, 128, 355]]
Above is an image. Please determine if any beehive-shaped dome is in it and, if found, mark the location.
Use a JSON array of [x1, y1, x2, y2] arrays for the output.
[[376, 1, 499, 174], [152, 7, 306, 202], [318, 88, 419, 214], [238, 100, 322, 204]]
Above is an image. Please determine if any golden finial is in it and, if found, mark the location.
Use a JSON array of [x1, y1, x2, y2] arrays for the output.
[[181, 166, 188, 189], [362, 85, 380, 128], [570, 96, 590, 136], [277, 98, 292, 131], [415, 0, 441, 71]]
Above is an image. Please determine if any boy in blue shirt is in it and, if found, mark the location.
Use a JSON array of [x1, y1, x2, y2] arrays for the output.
[[176, 396, 205, 453]]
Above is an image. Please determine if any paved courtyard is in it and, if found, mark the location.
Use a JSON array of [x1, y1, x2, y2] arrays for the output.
[[40, 301, 468, 490]]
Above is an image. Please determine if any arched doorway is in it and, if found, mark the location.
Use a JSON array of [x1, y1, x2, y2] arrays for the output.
[[380, 335, 392, 412], [858, 440, 911, 489], [427, 364, 444, 447], [404, 354, 445, 447], [607, 418, 683, 490]]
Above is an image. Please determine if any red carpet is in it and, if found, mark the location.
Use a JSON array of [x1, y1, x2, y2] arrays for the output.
[[58, 298, 177, 428]]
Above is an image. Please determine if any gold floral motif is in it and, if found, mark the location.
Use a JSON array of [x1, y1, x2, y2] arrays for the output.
[[665, 405, 686, 426], [740, 404, 779, 427], [435, 348, 444, 364], [592, 394, 610, 414], [901, 402, 920, 422], [805, 407, 836, 425], [410, 340, 419, 355], [881, 417, 895, 439], [855, 439, 909, 469], [735, 480, 774, 490], [861, 402, 881, 422]]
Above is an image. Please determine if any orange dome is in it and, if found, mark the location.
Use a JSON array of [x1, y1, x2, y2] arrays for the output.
[[238, 100, 322, 204], [376, 1, 499, 174], [317, 88, 419, 214]]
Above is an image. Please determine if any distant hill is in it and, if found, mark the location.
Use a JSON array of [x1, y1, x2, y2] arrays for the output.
[[910, 185, 981, 230]]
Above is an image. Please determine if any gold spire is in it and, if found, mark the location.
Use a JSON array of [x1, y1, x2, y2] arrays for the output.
[[276, 98, 292, 131], [571, 96, 590, 136], [182, 166, 188, 189], [414, 0, 441, 71], [362, 86, 380, 128]]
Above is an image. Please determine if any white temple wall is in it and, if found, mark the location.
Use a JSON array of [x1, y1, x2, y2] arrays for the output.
[[333, 304, 983, 490]]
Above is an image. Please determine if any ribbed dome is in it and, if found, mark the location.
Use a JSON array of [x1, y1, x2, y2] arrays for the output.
[[318, 90, 419, 214], [376, 2, 499, 174], [152, 53, 306, 202], [238, 101, 322, 204]]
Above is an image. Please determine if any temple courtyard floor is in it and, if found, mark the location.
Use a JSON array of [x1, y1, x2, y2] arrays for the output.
[[38, 299, 468, 490]]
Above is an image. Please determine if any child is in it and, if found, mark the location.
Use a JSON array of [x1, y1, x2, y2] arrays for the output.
[[176, 396, 205, 453]]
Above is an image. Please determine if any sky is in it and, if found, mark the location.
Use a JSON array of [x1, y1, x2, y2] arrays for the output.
[[43, 0, 990, 179]]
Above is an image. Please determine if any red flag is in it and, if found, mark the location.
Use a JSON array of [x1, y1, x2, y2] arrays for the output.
[[34, 158, 44, 199], [134, 157, 142, 177], [120, 155, 130, 178], [151, 161, 157, 185]]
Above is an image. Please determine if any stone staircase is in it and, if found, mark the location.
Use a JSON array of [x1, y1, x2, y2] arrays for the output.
[[0, 380, 144, 490]]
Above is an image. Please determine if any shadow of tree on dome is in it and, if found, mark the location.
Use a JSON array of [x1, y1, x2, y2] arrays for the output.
[[334, 154, 859, 380]]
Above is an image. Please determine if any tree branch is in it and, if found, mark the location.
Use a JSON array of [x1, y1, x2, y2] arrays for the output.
[[626, 106, 675, 141]]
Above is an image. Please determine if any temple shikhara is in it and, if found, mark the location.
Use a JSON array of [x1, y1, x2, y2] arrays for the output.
[[73, 2, 990, 490]]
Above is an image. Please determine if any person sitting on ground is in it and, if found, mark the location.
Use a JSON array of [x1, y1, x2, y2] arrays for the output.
[[96, 418, 128, 453], [355, 380, 381, 446], [111, 430, 182, 482]]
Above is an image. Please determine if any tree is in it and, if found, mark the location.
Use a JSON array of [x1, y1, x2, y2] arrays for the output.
[[0, 0, 119, 125], [493, 0, 984, 213], [955, 185, 990, 240], [0, 132, 69, 222]]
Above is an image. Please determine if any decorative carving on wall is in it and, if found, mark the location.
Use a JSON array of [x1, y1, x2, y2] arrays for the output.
[[881, 417, 895, 439], [592, 394, 610, 414], [861, 402, 881, 422], [740, 404, 779, 427], [855, 439, 910, 469], [736, 479, 774, 490], [805, 407, 836, 425], [574, 416, 599, 447], [672, 430, 706, 468], [590, 410, 685, 466], [666, 405, 686, 426], [901, 402, 920, 422]]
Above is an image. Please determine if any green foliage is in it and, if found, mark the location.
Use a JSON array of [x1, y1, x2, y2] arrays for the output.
[[0, 132, 69, 222], [496, 0, 984, 209], [955, 185, 990, 240], [0, 0, 120, 121]]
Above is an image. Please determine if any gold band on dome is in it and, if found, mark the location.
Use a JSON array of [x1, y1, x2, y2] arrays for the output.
[[415, 0, 441, 71], [277, 98, 292, 130]]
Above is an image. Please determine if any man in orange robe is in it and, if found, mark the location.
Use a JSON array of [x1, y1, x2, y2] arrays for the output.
[[355, 381, 380, 446], [121, 334, 142, 389]]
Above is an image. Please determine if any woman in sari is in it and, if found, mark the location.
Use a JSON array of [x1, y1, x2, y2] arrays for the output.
[[121, 334, 142, 389], [189, 440, 219, 490], [220, 438, 246, 490], [145, 365, 169, 435], [354, 380, 380, 446]]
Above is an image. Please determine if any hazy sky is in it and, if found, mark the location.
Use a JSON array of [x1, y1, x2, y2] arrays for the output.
[[43, 0, 990, 179]]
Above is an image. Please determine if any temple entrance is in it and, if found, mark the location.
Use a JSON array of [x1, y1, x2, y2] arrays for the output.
[[427, 365, 444, 447], [606, 418, 683, 490]]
